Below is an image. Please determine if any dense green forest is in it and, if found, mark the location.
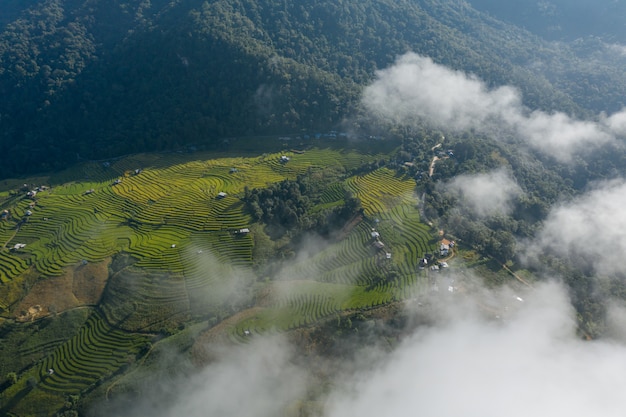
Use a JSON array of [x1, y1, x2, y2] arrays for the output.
[[468, 0, 626, 41], [2, 0, 626, 177]]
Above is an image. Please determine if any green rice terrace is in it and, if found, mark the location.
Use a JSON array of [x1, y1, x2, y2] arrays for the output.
[[0, 137, 441, 416]]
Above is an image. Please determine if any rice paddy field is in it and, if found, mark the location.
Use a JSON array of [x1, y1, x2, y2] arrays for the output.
[[0, 138, 439, 416]]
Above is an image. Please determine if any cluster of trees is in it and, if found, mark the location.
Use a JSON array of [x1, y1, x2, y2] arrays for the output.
[[243, 171, 362, 240], [393, 127, 626, 336], [244, 178, 313, 233], [396, 130, 572, 264]]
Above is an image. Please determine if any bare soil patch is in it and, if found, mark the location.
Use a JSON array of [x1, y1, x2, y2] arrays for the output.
[[13, 258, 110, 321], [191, 307, 265, 364]]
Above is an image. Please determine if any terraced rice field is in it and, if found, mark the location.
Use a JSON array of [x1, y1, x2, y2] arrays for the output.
[[345, 168, 416, 216], [0, 141, 440, 415], [0, 146, 394, 283], [231, 166, 436, 336], [0, 151, 434, 327], [37, 311, 149, 394]]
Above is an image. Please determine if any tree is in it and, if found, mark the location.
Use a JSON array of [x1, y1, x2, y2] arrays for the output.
[[6, 372, 17, 385]]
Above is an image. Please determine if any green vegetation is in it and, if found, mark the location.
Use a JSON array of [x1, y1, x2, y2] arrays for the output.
[[2, 1, 625, 415], [0, 141, 439, 415], [2, 0, 626, 177], [36, 311, 149, 395]]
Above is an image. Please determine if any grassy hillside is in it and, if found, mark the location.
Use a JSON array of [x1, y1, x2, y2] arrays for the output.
[[0, 137, 445, 416]]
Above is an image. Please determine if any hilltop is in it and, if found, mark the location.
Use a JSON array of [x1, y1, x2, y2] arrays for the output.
[[2, 0, 626, 177]]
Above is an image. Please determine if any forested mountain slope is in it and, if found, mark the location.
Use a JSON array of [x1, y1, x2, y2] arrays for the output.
[[1, 0, 625, 178], [467, 0, 626, 41]]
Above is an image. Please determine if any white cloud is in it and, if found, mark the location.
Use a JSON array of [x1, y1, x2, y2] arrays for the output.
[[325, 282, 626, 417], [605, 43, 626, 57], [117, 336, 307, 417], [444, 168, 522, 217], [362, 52, 519, 131], [363, 53, 621, 162], [102, 281, 626, 417], [602, 108, 626, 136], [530, 179, 626, 276], [516, 110, 612, 159]]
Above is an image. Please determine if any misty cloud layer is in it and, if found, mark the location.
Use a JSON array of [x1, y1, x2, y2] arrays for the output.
[[101, 57, 626, 415], [443, 168, 523, 217], [362, 53, 626, 161], [325, 282, 626, 417], [531, 179, 626, 276], [117, 336, 307, 417], [105, 282, 626, 417]]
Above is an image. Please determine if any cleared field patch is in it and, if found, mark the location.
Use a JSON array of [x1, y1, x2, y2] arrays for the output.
[[12, 259, 110, 320]]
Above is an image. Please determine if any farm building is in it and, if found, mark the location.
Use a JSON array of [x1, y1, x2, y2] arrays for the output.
[[419, 258, 428, 269], [280, 155, 290, 163], [217, 192, 227, 198], [237, 228, 250, 234], [373, 241, 385, 250]]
